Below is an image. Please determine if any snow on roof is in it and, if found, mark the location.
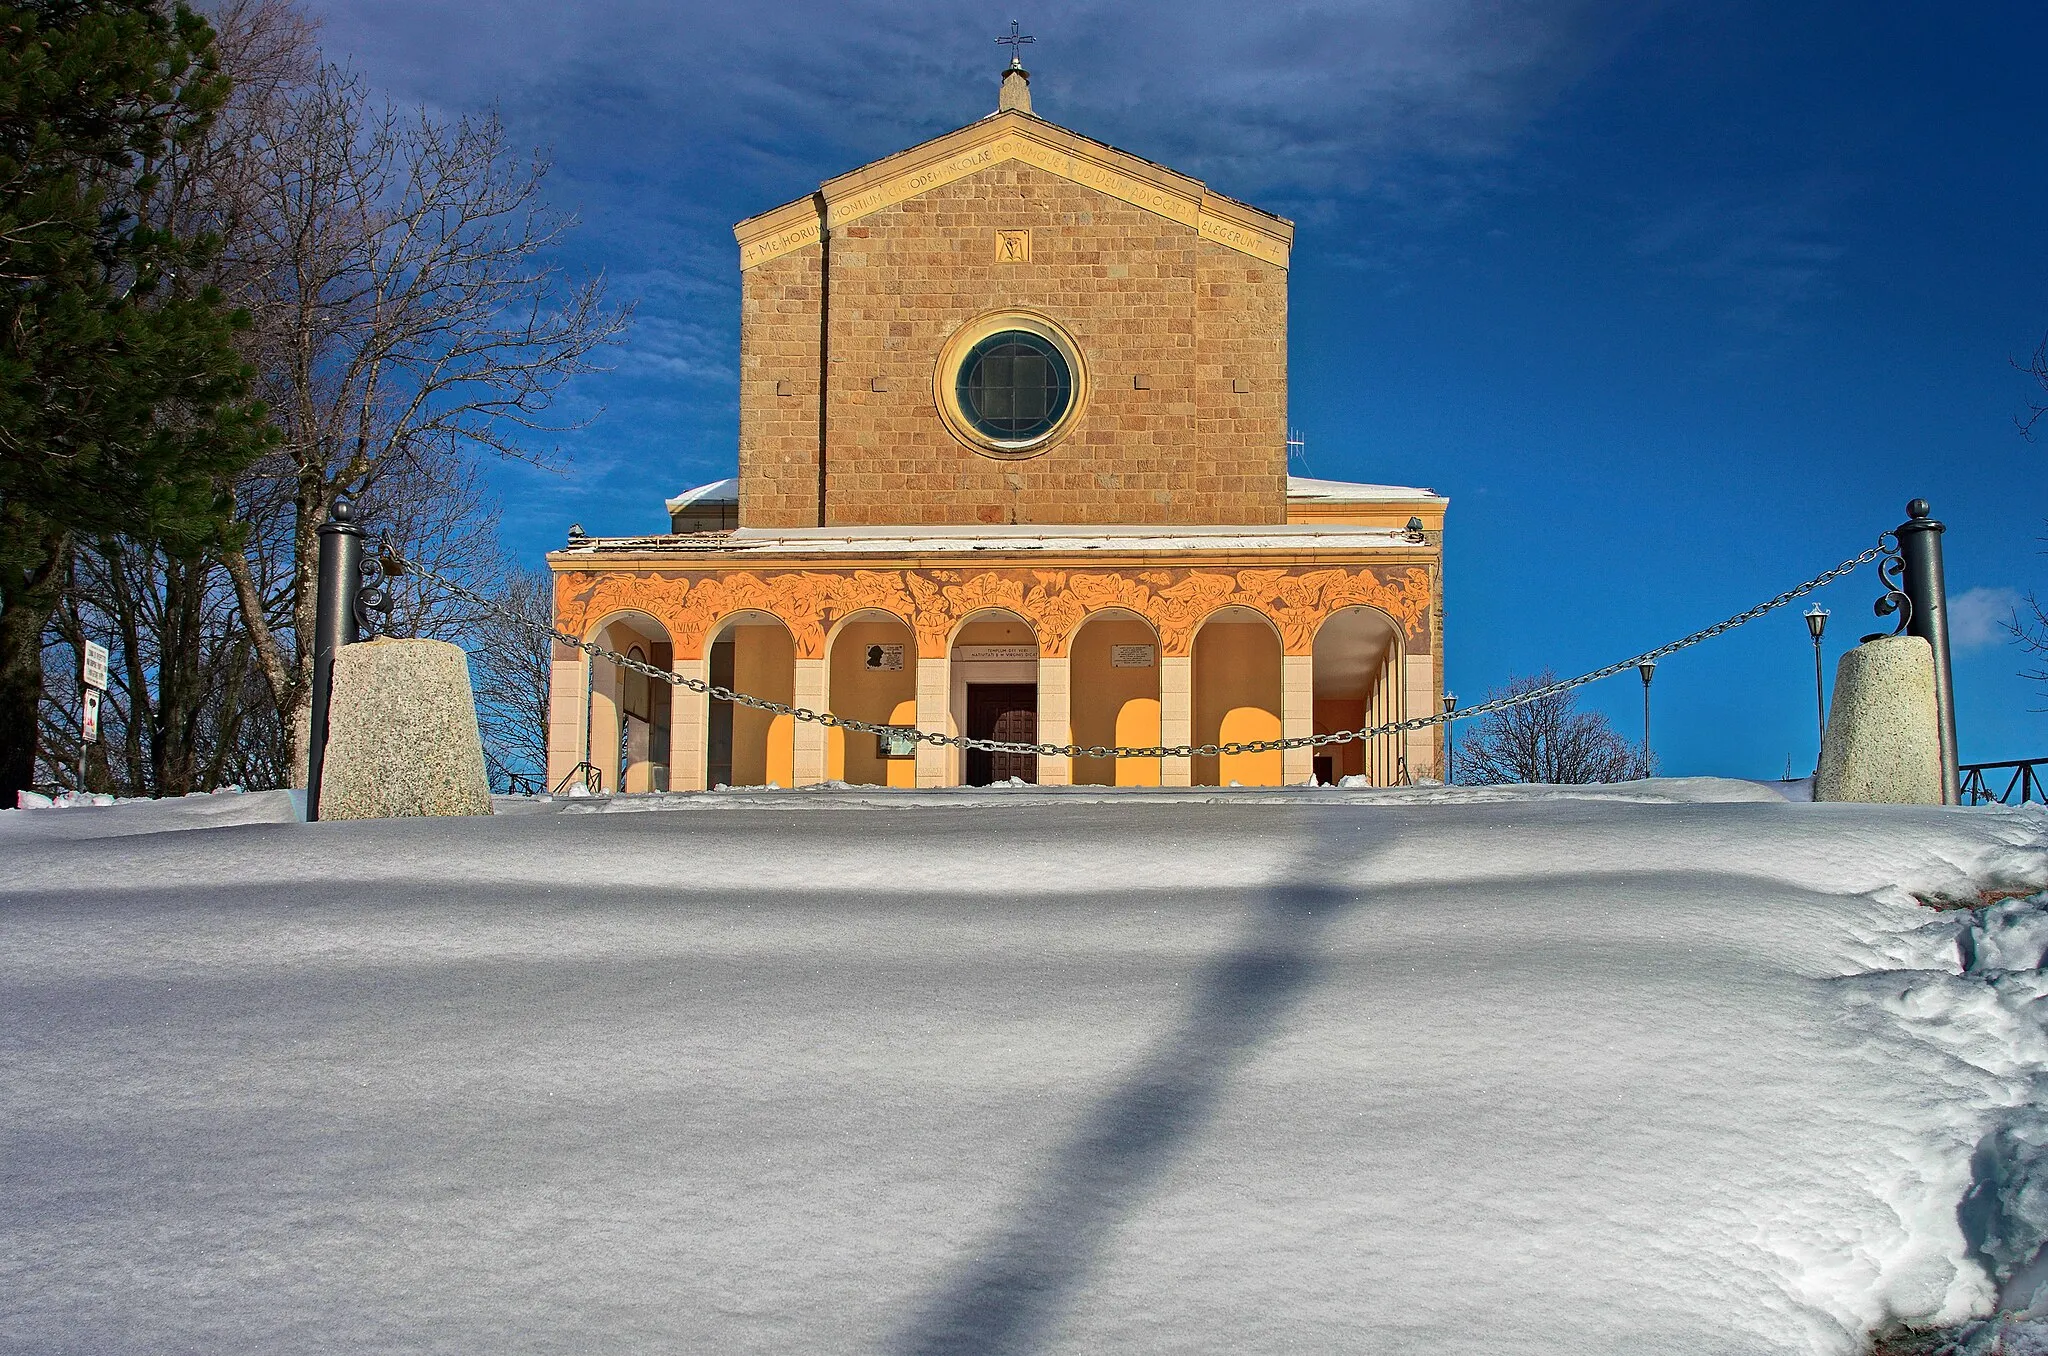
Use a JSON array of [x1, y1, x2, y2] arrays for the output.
[[660, 476, 1440, 521], [1286, 475, 1443, 502], [562, 521, 1425, 558], [662, 478, 738, 514]]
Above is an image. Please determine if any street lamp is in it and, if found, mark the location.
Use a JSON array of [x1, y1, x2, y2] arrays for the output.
[[1638, 658, 1657, 776], [1804, 606, 1829, 761], [1442, 691, 1458, 783]]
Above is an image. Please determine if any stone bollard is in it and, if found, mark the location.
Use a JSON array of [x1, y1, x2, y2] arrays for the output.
[[319, 638, 493, 820], [1814, 635, 1943, 805]]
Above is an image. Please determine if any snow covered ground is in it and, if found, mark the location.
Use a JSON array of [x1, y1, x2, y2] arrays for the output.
[[3, 781, 2046, 1355]]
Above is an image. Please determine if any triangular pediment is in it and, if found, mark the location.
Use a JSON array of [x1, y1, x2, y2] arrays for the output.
[[734, 110, 1291, 271]]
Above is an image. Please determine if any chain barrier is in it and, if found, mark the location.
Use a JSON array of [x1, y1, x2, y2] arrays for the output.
[[381, 538, 1893, 765]]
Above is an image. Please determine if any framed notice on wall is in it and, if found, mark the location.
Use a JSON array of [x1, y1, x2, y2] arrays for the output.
[[863, 644, 905, 671], [1110, 644, 1156, 668], [876, 726, 919, 759]]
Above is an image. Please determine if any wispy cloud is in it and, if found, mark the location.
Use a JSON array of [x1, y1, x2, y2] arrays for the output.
[[1949, 585, 2023, 652], [1627, 177, 1849, 330], [315, 0, 1664, 205]]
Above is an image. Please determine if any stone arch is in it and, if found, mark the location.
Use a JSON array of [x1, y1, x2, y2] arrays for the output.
[[1190, 604, 1283, 787], [949, 607, 1040, 786], [825, 607, 919, 787], [584, 610, 674, 794], [704, 609, 797, 788], [1311, 606, 1408, 786], [1068, 607, 1162, 787]]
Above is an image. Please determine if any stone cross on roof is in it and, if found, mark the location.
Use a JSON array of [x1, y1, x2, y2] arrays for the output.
[[996, 21, 1033, 69]]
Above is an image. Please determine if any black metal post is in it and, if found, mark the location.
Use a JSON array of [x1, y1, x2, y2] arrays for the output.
[[1638, 658, 1656, 775], [1442, 692, 1458, 784], [1895, 499, 1958, 804], [1805, 607, 1829, 768], [306, 498, 364, 821]]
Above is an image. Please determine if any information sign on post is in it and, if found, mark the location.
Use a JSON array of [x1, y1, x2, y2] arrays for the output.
[[81, 640, 109, 692], [81, 688, 101, 743]]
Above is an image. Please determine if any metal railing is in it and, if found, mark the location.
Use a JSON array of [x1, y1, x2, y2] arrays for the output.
[[552, 761, 604, 796], [1959, 759, 2047, 806]]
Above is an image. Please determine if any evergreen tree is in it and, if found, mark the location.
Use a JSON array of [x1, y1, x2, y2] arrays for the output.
[[0, 0, 272, 803]]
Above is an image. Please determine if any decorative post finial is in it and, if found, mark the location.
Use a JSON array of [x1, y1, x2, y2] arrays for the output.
[[996, 21, 1034, 114]]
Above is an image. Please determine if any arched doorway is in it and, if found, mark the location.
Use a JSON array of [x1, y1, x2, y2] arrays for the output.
[[1191, 606, 1282, 787], [1069, 610, 1161, 786], [1312, 606, 1406, 785], [826, 610, 918, 788], [705, 611, 796, 788], [587, 613, 673, 793], [949, 610, 1039, 785]]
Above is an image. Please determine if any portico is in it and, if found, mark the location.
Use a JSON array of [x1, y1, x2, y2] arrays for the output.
[[546, 61, 1447, 791]]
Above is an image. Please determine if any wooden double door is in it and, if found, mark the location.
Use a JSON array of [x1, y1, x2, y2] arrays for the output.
[[965, 683, 1037, 785]]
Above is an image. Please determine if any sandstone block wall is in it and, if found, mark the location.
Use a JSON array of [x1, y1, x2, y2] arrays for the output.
[[738, 164, 1288, 528], [737, 238, 825, 529]]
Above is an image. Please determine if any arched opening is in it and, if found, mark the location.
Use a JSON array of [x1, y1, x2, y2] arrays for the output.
[[1068, 609, 1160, 786], [1312, 606, 1406, 786], [826, 610, 918, 788], [705, 611, 796, 788], [1191, 606, 1282, 787], [949, 610, 1039, 785], [587, 613, 672, 794]]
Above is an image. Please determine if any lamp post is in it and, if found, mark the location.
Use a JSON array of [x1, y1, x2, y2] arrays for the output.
[[1804, 606, 1829, 763], [1443, 691, 1458, 783], [1638, 658, 1657, 776]]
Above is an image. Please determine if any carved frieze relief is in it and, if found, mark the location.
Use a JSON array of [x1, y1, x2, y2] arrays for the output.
[[556, 561, 1434, 662]]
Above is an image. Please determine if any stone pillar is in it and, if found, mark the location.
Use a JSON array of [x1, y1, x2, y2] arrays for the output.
[[588, 652, 621, 794], [1160, 654, 1193, 787], [1815, 635, 1942, 804], [1038, 655, 1072, 786], [625, 715, 651, 792], [1404, 652, 1435, 781], [321, 638, 491, 819], [1371, 665, 1388, 784], [671, 654, 708, 792], [1281, 654, 1314, 785], [792, 657, 828, 786], [546, 640, 587, 793], [915, 655, 950, 787]]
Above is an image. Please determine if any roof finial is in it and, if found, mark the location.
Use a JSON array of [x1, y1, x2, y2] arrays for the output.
[[996, 21, 1034, 113], [996, 21, 1033, 69]]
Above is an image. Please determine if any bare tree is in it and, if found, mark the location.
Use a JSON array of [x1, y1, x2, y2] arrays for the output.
[[2012, 535, 2047, 705], [216, 54, 628, 784], [33, 0, 622, 796], [466, 565, 554, 793], [2023, 332, 2048, 439], [2013, 336, 2048, 698], [1454, 671, 1651, 785], [39, 536, 282, 796]]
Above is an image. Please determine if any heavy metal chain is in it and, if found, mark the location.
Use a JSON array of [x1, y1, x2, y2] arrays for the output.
[[384, 539, 1892, 765]]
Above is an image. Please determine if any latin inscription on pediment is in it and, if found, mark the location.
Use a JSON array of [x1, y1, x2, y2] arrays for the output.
[[739, 124, 1291, 271]]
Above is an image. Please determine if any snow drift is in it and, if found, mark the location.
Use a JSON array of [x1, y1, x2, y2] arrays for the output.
[[2, 780, 2045, 1354]]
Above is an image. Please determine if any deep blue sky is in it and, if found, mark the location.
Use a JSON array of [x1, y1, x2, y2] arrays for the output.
[[318, 0, 2047, 777]]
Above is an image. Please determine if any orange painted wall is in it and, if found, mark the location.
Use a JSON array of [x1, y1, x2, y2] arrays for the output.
[[828, 619, 918, 786], [1069, 616, 1160, 786], [1192, 620, 1281, 786]]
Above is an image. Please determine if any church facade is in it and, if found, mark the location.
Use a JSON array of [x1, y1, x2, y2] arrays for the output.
[[546, 64, 1447, 792]]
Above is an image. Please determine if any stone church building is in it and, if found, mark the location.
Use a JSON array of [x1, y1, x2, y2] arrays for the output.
[[546, 61, 1447, 792]]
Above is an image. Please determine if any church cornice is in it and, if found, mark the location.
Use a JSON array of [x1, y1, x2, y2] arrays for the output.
[[733, 109, 1292, 272]]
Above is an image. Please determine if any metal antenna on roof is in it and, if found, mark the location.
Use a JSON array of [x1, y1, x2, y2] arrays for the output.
[[996, 20, 1034, 69]]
